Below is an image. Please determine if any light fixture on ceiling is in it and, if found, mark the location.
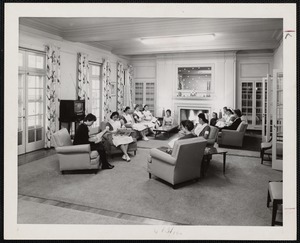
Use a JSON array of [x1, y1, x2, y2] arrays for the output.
[[140, 34, 215, 45]]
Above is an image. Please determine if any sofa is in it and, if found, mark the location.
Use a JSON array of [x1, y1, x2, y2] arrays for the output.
[[147, 137, 207, 188], [52, 128, 100, 173], [89, 122, 138, 158], [217, 122, 248, 148]]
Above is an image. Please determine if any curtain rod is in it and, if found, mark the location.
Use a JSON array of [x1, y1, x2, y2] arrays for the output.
[[19, 46, 46, 54], [89, 60, 103, 65]]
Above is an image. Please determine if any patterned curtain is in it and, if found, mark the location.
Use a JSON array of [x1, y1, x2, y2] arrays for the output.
[[77, 53, 90, 113], [128, 65, 134, 109], [117, 62, 124, 113], [45, 45, 61, 148], [102, 59, 112, 121]]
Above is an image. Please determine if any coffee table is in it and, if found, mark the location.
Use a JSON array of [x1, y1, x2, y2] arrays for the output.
[[153, 125, 179, 138], [202, 147, 228, 176]]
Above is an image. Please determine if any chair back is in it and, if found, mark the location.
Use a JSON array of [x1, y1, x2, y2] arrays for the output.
[[206, 126, 219, 146], [52, 128, 73, 147], [237, 122, 248, 133], [100, 121, 107, 131], [172, 137, 207, 163]]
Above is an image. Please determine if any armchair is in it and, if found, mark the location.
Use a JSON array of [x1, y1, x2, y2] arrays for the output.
[[91, 122, 137, 158], [206, 126, 219, 147], [217, 122, 248, 148], [52, 128, 100, 173], [147, 137, 207, 188]]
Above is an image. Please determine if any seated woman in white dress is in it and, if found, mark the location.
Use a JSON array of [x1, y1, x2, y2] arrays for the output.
[[193, 113, 210, 139], [106, 111, 134, 162], [133, 104, 155, 138], [162, 109, 174, 126], [216, 109, 234, 128], [122, 106, 149, 141], [142, 104, 160, 128]]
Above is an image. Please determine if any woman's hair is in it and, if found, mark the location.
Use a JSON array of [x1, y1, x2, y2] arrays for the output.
[[84, 113, 96, 122], [198, 113, 208, 123], [234, 109, 242, 117], [223, 106, 228, 111], [166, 109, 171, 114], [180, 120, 194, 131], [110, 111, 119, 119], [212, 112, 218, 118], [143, 104, 148, 109], [124, 106, 130, 112], [227, 109, 234, 115], [134, 104, 140, 110]]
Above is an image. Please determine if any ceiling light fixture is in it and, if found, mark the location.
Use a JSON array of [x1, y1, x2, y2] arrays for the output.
[[140, 34, 215, 45]]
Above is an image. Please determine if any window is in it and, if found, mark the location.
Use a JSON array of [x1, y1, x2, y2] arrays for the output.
[[89, 63, 102, 127]]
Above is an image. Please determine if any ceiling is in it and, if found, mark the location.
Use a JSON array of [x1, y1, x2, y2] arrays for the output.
[[20, 17, 283, 57]]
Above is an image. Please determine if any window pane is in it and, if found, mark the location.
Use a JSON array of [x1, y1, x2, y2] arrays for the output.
[[28, 102, 36, 116], [36, 56, 44, 69], [28, 89, 36, 101], [36, 128, 42, 141], [28, 54, 44, 69], [28, 76, 36, 88], [28, 129, 35, 143], [36, 115, 43, 127], [19, 52, 24, 67], [36, 76, 44, 88]]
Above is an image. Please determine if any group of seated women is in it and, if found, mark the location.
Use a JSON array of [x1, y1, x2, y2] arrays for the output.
[[210, 107, 244, 131]]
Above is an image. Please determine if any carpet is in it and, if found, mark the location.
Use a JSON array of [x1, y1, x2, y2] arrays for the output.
[[18, 148, 282, 226]]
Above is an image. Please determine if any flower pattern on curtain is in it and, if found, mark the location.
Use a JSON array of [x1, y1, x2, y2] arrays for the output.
[[128, 65, 134, 109], [117, 62, 124, 113], [45, 45, 61, 148], [102, 59, 112, 121], [77, 53, 90, 113]]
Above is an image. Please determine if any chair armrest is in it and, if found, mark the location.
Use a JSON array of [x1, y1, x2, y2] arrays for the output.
[[56, 144, 91, 154], [150, 148, 176, 165]]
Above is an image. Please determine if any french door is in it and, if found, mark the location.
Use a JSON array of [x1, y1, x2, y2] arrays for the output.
[[18, 49, 46, 155], [272, 70, 283, 171], [262, 75, 272, 142]]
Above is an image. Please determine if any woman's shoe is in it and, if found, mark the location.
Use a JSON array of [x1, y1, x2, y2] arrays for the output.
[[142, 136, 149, 141], [102, 163, 114, 169], [126, 155, 131, 162], [122, 155, 127, 161]]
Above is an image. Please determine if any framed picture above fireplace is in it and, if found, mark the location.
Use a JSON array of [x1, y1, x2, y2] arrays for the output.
[[176, 65, 214, 99]]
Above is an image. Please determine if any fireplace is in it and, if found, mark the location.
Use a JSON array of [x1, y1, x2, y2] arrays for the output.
[[174, 103, 211, 125]]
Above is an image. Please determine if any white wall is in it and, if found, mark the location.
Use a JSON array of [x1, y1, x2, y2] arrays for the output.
[[131, 52, 237, 123], [273, 39, 283, 70], [19, 25, 129, 120]]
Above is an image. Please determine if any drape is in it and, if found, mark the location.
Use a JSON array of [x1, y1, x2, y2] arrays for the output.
[[45, 45, 61, 148], [123, 65, 134, 109], [117, 62, 124, 113], [102, 59, 112, 121], [77, 53, 90, 113]]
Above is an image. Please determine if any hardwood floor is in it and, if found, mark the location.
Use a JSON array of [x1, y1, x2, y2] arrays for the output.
[[18, 148, 56, 166]]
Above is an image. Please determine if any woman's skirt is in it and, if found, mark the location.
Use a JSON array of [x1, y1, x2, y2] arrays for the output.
[[112, 135, 134, 147], [132, 123, 148, 131]]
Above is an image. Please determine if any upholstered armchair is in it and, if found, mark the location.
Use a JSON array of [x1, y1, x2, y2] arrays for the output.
[[147, 137, 207, 188], [217, 122, 248, 148], [52, 128, 100, 173], [206, 126, 219, 147], [90, 122, 137, 158]]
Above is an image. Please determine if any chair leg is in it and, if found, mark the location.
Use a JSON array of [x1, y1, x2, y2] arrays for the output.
[[134, 151, 137, 156], [261, 149, 264, 164], [272, 201, 278, 226], [149, 173, 151, 179], [267, 190, 271, 207]]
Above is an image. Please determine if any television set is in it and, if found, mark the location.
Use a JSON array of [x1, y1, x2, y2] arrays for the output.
[[59, 100, 85, 122]]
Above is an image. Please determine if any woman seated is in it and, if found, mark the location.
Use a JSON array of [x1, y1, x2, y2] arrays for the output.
[[122, 106, 149, 141], [193, 113, 210, 139], [143, 105, 160, 128], [73, 113, 114, 169], [158, 120, 196, 154], [162, 109, 174, 126], [216, 109, 234, 128], [210, 112, 218, 126], [106, 111, 134, 162], [219, 109, 242, 131]]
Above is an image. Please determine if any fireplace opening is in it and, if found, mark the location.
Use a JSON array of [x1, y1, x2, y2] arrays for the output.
[[179, 108, 210, 124]]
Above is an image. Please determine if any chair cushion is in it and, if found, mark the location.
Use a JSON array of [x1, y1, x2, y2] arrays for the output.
[[52, 128, 73, 147], [269, 182, 283, 201], [261, 142, 272, 149], [90, 150, 99, 159]]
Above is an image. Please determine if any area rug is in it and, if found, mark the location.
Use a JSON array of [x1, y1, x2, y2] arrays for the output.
[[18, 148, 282, 225]]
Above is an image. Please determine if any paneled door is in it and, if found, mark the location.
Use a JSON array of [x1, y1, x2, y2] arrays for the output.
[[272, 70, 283, 171], [262, 75, 272, 142], [134, 81, 155, 115], [18, 49, 46, 155]]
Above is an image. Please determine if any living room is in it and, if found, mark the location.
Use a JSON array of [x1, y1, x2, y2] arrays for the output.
[[4, 3, 296, 241]]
